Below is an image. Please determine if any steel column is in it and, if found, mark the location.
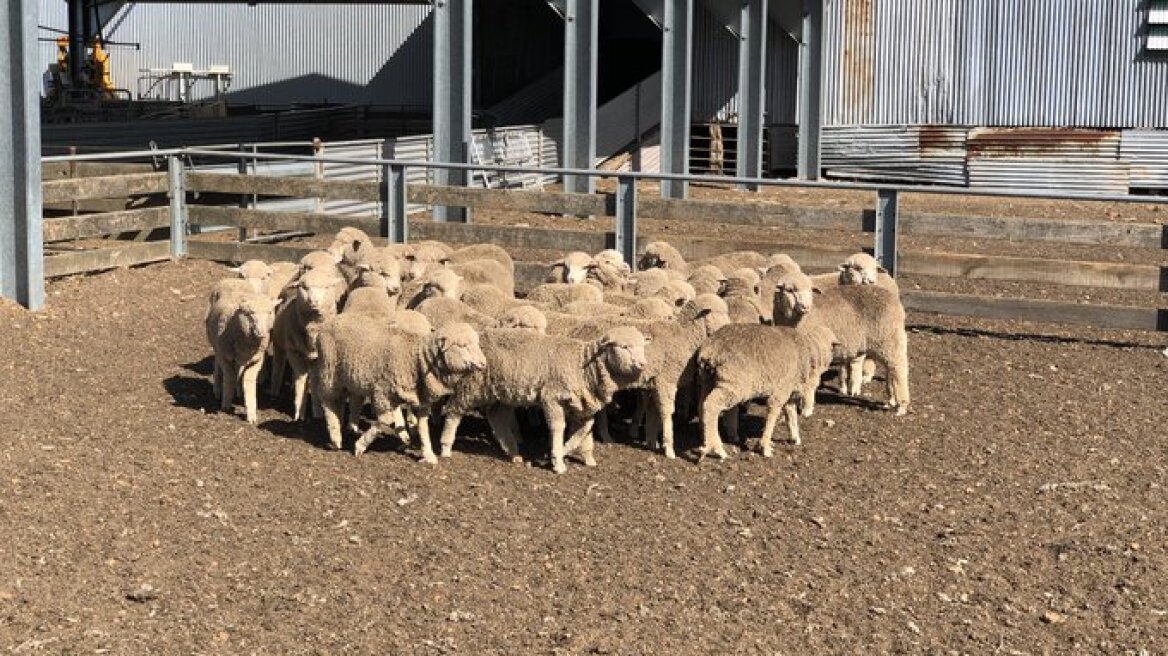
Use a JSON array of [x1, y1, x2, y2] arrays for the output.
[[874, 189, 899, 277], [167, 156, 186, 258], [614, 175, 638, 269], [660, 0, 694, 199], [381, 163, 408, 244], [736, 0, 767, 190], [432, 0, 472, 223], [797, 0, 823, 180], [1, 0, 44, 310], [562, 0, 599, 196], [67, 0, 85, 88]]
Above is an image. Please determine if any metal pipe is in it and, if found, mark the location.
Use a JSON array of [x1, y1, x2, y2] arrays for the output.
[[614, 175, 638, 270], [563, 0, 598, 196], [67, 0, 85, 88], [736, 0, 767, 190], [661, 0, 694, 199], [797, 0, 824, 180], [874, 189, 898, 276], [432, 0, 472, 223]]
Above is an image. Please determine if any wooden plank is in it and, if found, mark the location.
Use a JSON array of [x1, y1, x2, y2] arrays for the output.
[[185, 172, 380, 203], [641, 233, 858, 270], [641, 197, 863, 231], [44, 241, 172, 278], [188, 205, 377, 236], [43, 208, 171, 242], [902, 290, 1168, 332], [42, 173, 169, 203], [408, 184, 608, 216], [411, 221, 608, 253], [187, 239, 318, 265], [899, 251, 1165, 291], [900, 212, 1167, 249]]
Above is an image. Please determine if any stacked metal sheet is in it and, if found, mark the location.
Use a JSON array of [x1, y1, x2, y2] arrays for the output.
[[1120, 129, 1168, 189], [966, 127, 1128, 193], [822, 125, 968, 185]]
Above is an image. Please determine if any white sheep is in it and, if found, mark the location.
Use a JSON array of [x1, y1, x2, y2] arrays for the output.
[[695, 321, 836, 460], [546, 251, 594, 284], [497, 304, 549, 333], [415, 296, 499, 333], [526, 282, 604, 308], [205, 290, 278, 425], [313, 317, 486, 461], [230, 260, 273, 294], [270, 268, 343, 419], [437, 326, 650, 473]]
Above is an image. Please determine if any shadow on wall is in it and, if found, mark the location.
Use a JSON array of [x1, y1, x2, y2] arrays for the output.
[[224, 14, 433, 106]]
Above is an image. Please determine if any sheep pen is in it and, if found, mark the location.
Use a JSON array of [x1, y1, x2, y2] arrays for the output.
[[1, 247, 1165, 654]]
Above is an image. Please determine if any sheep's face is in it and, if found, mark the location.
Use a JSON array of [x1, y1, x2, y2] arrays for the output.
[[592, 249, 630, 274], [237, 296, 278, 340], [558, 252, 593, 284], [421, 270, 462, 301], [296, 271, 341, 313], [234, 260, 273, 294], [405, 244, 451, 281], [300, 250, 341, 272], [838, 254, 884, 286], [773, 274, 819, 321], [434, 323, 486, 373], [355, 255, 403, 296], [599, 327, 649, 379], [638, 242, 681, 270]]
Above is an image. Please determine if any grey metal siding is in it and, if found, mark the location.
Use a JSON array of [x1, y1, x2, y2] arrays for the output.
[[823, 0, 1168, 128], [37, 1, 432, 106]]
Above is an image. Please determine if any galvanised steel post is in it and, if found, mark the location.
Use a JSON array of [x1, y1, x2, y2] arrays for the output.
[[563, 0, 599, 197], [661, 0, 694, 199], [381, 163, 408, 244], [614, 175, 638, 270], [432, 0, 472, 223], [0, 0, 45, 310], [874, 189, 899, 277], [797, 0, 824, 180], [736, 0, 767, 191], [168, 155, 187, 258]]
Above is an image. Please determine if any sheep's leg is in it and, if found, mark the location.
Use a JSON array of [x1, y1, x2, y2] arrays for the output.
[[438, 412, 463, 458], [698, 387, 733, 462], [630, 392, 649, 442], [415, 410, 438, 465], [391, 407, 412, 444], [862, 358, 877, 384], [321, 397, 345, 451], [241, 361, 262, 425], [655, 385, 679, 460], [211, 355, 224, 400], [593, 408, 614, 444], [886, 358, 910, 417], [544, 403, 569, 474], [220, 364, 239, 414], [346, 394, 365, 433], [758, 400, 783, 458], [800, 378, 818, 418], [847, 356, 866, 397], [485, 406, 523, 463], [724, 405, 741, 444], [286, 355, 309, 421], [836, 364, 851, 396], [784, 401, 802, 445], [354, 397, 396, 455], [566, 417, 597, 467]]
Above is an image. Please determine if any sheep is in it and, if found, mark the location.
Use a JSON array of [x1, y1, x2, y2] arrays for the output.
[[688, 264, 727, 296], [631, 267, 686, 296], [341, 286, 396, 319], [269, 268, 343, 419], [838, 252, 899, 292], [437, 326, 650, 473], [389, 310, 432, 335], [460, 283, 529, 318], [638, 240, 767, 275], [624, 298, 676, 321], [450, 258, 514, 296], [567, 294, 731, 459], [327, 226, 374, 258], [546, 251, 594, 284], [300, 250, 341, 272], [498, 305, 549, 334], [205, 290, 278, 425], [695, 321, 836, 460], [449, 243, 515, 276], [592, 249, 630, 273], [655, 279, 696, 309], [346, 247, 403, 298], [402, 241, 453, 280], [526, 282, 604, 308], [415, 296, 499, 333], [585, 260, 633, 293], [722, 268, 765, 324], [230, 260, 273, 294], [401, 268, 463, 309], [313, 317, 486, 461], [772, 270, 910, 415], [209, 277, 260, 305], [759, 254, 804, 324]]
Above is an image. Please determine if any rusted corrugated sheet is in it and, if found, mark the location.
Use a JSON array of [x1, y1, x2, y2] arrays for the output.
[[822, 0, 1168, 128], [966, 128, 1121, 158], [968, 158, 1131, 193], [822, 125, 967, 185]]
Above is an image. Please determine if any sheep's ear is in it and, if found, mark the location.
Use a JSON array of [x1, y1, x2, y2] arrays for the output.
[[696, 308, 712, 318], [440, 257, 452, 266], [876, 266, 888, 273], [405, 254, 417, 261], [812, 287, 823, 295], [356, 263, 373, 272]]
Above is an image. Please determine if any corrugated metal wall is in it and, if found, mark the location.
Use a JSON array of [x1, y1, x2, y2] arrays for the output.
[[691, 3, 799, 125], [823, 0, 1168, 128], [37, 1, 432, 106]]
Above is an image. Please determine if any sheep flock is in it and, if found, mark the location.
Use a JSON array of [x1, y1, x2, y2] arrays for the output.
[[205, 227, 911, 473]]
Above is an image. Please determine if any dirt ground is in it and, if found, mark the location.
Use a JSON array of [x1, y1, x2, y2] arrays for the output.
[[2, 257, 1167, 655]]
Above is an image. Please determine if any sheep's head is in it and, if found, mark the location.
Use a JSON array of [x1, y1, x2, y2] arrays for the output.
[[232, 260, 273, 294], [765, 253, 801, 274], [421, 269, 463, 301], [772, 272, 820, 323], [688, 265, 727, 296], [235, 294, 278, 341], [637, 241, 684, 271], [592, 249, 631, 274], [299, 250, 341, 274], [552, 251, 593, 284], [296, 269, 342, 313], [584, 260, 631, 291], [838, 252, 885, 286], [627, 298, 674, 321], [353, 250, 403, 296], [656, 279, 696, 308], [433, 322, 486, 373], [389, 310, 432, 336], [597, 327, 650, 380], [683, 293, 731, 334], [404, 243, 452, 281], [498, 305, 548, 334]]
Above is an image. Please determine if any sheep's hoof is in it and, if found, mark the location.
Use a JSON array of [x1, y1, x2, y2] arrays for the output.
[[350, 443, 365, 456], [787, 436, 802, 446], [801, 407, 814, 418], [761, 447, 774, 458], [420, 454, 439, 466], [895, 405, 908, 417], [552, 459, 568, 474], [583, 454, 598, 467], [246, 414, 258, 425], [510, 455, 525, 465], [663, 447, 676, 460], [713, 445, 730, 460], [439, 448, 453, 458]]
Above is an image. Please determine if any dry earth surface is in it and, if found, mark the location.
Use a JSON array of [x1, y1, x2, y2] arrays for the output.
[[2, 258, 1167, 655]]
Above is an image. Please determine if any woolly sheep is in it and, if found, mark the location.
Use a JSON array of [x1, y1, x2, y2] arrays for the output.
[[402, 241, 453, 280], [624, 298, 676, 321], [722, 268, 765, 324], [341, 286, 396, 319], [695, 322, 836, 460], [772, 271, 910, 415], [638, 241, 688, 271], [584, 260, 633, 293], [545, 251, 594, 284], [498, 305, 549, 333], [688, 264, 727, 296], [592, 249, 630, 273], [401, 268, 463, 309], [205, 290, 278, 425], [208, 278, 259, 306], [526, 282, 604, 308], [270, 268, 343, 420], [231, 260, 273, 294], [389, 310, 432, 335], [449, 243, 515, 275], [327, 226, 373, 258], [459, 283, 529, 318], [568, 294, 731, 458], [758, 254, 804, 323], [415, 296, 499, 333], [437, 326, 649, 473], [313, 317, 486, 461], [450, 258, 514, 296]]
